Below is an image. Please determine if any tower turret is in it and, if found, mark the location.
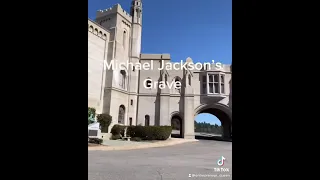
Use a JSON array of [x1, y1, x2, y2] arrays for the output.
[[130, 0, 142, 59], [131, 0, 142, 25], [127, 0, 143, 126]]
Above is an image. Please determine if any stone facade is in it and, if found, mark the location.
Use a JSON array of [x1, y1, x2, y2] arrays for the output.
[[88, 0, 232, 138]]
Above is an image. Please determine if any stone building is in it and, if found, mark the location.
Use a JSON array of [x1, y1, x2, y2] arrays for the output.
[[88, 0, 232, 138]]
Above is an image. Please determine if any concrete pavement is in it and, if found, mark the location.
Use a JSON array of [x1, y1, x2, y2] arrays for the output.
[[88, 138, 198, 151], [88, 139, 232, 180]]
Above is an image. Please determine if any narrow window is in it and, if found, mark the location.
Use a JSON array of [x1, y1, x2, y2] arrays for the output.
[[214, 74, 219, 93], [220, 74, 225, 94], [123, 31, 127, 49], [202, 75, 207, 94], [145, 115, 150, 126]]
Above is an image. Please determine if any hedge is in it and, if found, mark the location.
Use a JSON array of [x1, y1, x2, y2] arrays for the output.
[[89, 138, 103, 144], [127, 126, 172, 140], [111, 125, 172, 140], [110, 125, 127, 139]]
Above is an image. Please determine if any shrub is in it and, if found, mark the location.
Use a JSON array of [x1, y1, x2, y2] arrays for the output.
[[88, 107, 96, 125], [127, 126, 172, 140], [89, 138, 103, 144], [131, 137, 142, 142], [111, 134, 121, 140], [111, 124, 127, 136], [97, 113, 112, 133]]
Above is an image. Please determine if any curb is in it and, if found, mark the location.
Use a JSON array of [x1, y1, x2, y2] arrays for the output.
[[88, 139, 199, 151]]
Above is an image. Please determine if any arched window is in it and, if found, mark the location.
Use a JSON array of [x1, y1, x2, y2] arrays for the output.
[[120, 70, 126, 89], [118, 105, 125, 124], [94, 28, 98, 35], [123, 30, 127, 49], [188, 74, 191, 86], [165, 74, 168, 82], [145, 115, 150, 126], [89, 25, 93, 32]]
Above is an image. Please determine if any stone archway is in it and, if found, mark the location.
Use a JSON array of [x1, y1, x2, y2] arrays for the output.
[[194, 104, 232, 139], [171, 114, 183, 138]]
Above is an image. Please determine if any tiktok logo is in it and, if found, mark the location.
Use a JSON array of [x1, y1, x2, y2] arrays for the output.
[[217, 156, 226, 166]]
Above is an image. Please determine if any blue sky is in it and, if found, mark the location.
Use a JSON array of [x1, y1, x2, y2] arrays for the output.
[[88, 0, 231, 126]]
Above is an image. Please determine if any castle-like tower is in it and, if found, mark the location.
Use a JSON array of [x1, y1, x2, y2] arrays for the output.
[[89, 0, 143, 127], [128, 0, 142, 129]]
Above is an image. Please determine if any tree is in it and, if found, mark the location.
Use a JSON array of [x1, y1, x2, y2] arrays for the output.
[[88, 107, 96, 125], [97, 113, 112, 133]]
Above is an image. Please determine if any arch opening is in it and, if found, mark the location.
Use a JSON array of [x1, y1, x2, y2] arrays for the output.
[[171, 114, 183, 138], [195, 107, 232, 140]]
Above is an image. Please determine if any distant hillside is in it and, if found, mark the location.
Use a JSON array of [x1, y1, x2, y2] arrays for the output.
[[194, 121, 222, 134], [171, 120, 222, 134]]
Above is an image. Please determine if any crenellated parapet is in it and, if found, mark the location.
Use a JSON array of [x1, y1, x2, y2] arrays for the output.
[[88, 19, 109, 40], [96, 4, 132, 23]]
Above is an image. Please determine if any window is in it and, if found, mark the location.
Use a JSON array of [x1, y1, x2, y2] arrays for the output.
[[203, 73, 225, 94], [221, 74, 225, 93], [123, 31, 127, 49], [120, 70, 126, 89], [145, 78, 152, 88], [208, 75, 214, 93], [118, 105, 125, 124], [214, 74, 219, 93], [129, 118, 132, 126], [175, 77, 181, 93], [131, 99, 133, 105], [165, 74, 168, 82], [145, 115, 150, 126], [133, 66, 135, 71], [188, 74, 191, 86], [202, 75, 207, 94]]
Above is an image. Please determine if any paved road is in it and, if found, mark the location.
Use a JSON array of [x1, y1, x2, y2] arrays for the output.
[[88, 139, 232, 180]]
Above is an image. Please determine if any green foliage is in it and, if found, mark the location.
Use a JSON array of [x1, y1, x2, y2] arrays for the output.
[[127, 126, 172, 140], [88, 107, 96, 125], [97, 113, 112, 133], [194, 121, 222, 134], [110, 124, 127, 136], [89, 138, 103, 144], [111, 134, 121, 140], [131, 137, 142, 141]]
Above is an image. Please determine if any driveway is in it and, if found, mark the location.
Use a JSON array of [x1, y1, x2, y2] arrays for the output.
[[88, 139, 232, 180]]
